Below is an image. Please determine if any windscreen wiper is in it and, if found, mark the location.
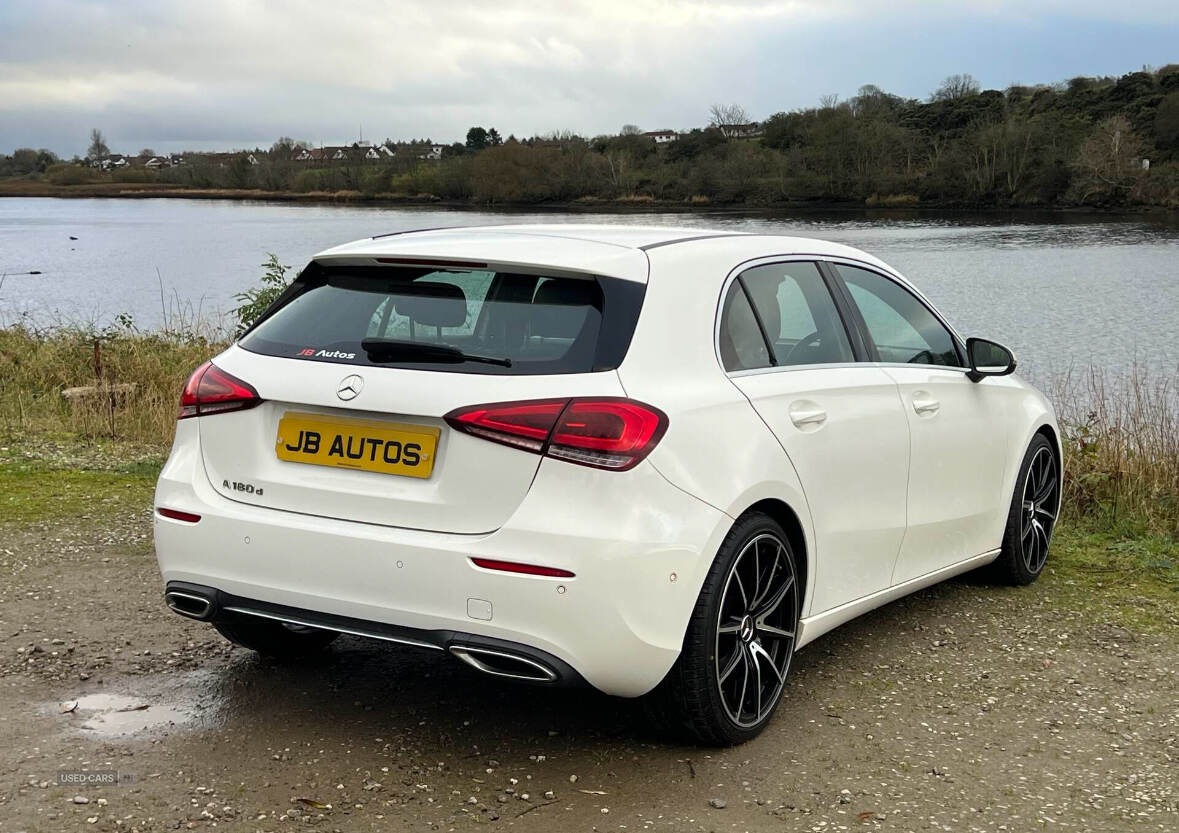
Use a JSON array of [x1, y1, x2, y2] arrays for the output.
[[360, 338, 512, 368]]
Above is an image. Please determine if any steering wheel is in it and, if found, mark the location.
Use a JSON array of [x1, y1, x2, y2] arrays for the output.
[[783, 330, 822, 365], [907, 349, 936, 364]]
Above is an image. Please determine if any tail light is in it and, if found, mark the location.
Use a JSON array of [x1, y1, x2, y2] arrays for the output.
[[178, 361, 261, 419], [445, 397, 667, 471]]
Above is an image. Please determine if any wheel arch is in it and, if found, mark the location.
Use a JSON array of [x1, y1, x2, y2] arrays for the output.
[[1032, 420, 1064, 517], [733, 497, 810, 622], [998, 416, 1063, 541], [1034, 422, 1061, 464]]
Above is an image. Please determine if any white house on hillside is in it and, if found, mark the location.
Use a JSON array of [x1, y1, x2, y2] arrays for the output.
[[642, 130, 678, 144]]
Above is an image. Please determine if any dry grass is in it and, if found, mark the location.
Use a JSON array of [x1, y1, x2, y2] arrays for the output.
[[1053, 364, 1179, 534], [1, 322, 1176, 533], [0, 323, 229, 445]]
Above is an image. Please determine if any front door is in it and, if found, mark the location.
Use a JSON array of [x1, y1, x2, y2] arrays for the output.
[[832, 263, 1011, 583]]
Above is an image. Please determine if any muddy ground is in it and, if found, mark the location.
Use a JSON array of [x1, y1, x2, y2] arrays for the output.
[[0, 505, 1176, 833]]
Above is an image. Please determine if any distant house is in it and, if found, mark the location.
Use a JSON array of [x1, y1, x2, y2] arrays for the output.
[[293, 147, 335, 163], [642, 130, 678, 144], [388, 142, 443, 160], [289, 143, 418, 164], [89, 154, 130, 170], [140, 154, 183, 169], [318, 145, 390, 163], [717, 122, 763, 139]]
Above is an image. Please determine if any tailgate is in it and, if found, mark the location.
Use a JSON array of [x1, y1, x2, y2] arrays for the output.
[[197, 346, 627, 533]]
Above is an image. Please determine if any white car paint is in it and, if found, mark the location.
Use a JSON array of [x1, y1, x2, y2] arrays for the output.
[[155, 224, 1060, 698], [729, 365, 910, 613]]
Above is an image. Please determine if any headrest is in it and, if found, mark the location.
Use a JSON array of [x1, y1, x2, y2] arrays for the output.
[[531, 280, 600, 338], [395, 281, 467, 327], [744, 279, 781, 341]]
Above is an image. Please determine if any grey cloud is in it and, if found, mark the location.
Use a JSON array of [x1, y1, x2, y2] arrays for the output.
[[1, 0, 1175, 156]]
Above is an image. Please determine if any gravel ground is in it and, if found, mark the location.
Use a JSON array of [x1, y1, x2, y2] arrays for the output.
[[0, 506, 1176, 833]]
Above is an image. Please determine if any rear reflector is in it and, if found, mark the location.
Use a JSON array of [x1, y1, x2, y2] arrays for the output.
[[470, 558, 575, 578], [445, 397, 667, 471], [157, 507, 201, 523], [178, 361, 261, 419]]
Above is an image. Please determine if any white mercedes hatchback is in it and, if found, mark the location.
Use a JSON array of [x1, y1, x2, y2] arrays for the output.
[[155, 225, 1062, 744]]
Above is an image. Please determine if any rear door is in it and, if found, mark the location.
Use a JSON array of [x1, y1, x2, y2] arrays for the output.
[[200, 264, 644, 534], [723, 260, 911, 614], [830, 263, 1010, 581]]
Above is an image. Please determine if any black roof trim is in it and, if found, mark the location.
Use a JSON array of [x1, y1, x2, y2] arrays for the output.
[[638, 232, 752, 251], [371, 226, 456, 240]]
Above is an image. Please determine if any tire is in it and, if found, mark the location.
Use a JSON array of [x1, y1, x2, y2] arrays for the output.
[[214, 617, 339, 659], [990, 434, 1060, 586], [645, 512, 800, 746]]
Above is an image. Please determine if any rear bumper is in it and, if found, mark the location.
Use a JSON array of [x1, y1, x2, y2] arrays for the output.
[[153, 421, 730, 697], [165, 580, 586, 686]]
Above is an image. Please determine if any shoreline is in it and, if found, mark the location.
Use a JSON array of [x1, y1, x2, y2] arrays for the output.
[[1, 181, 1175, 215]]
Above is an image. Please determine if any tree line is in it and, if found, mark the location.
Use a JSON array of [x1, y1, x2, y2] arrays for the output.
[[4, 67, 1179, 208]]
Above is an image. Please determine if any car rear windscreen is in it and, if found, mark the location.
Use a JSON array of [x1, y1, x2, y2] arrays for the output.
[[238, 266, 645, 375]]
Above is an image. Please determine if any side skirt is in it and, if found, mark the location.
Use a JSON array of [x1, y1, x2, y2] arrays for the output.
[[795, 549, 1000, 650]]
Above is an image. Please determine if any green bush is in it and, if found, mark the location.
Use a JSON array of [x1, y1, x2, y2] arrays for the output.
[[45, 164, 102, 185], [111, 168, 158, 184], [232, 254, 290, 335]]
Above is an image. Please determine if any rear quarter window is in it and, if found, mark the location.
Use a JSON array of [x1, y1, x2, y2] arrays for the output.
[[239, 266, 645, 375]]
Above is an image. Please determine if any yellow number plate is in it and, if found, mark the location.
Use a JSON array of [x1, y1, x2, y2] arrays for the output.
[[275, 412, 439, 478]]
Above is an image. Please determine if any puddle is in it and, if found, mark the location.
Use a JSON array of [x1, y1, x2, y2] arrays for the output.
[[52, 670, 221, 738], [68, 692, 191, 735]]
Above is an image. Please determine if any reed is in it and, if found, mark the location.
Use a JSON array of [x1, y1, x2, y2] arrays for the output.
[[1052, 363, 1179, 534]]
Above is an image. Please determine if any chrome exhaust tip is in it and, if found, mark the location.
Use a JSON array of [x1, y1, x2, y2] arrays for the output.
[[164, 590, 215, 621], [449, 644, 559, 683]]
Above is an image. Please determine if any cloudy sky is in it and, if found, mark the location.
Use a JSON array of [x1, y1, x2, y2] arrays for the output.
[[2, 0, 1176, 157]]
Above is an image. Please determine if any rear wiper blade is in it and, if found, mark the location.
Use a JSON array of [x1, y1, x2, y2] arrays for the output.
[[360, 338, 512, 368]]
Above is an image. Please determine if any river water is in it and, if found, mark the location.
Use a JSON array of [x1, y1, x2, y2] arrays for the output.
[[2, 197, 1177, 378]]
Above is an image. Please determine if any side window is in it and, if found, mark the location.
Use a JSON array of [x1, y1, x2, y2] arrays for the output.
[[835, 265, 961, 367], [718, 281, 771, 371], [740, 262, 854, 367]]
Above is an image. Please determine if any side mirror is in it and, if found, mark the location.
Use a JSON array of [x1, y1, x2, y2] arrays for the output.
[[966, 337, 1016, 382]]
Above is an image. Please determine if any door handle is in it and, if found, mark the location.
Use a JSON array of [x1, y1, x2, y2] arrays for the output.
[[912, 393, 940, 415], [789, 404, 828, 428]]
